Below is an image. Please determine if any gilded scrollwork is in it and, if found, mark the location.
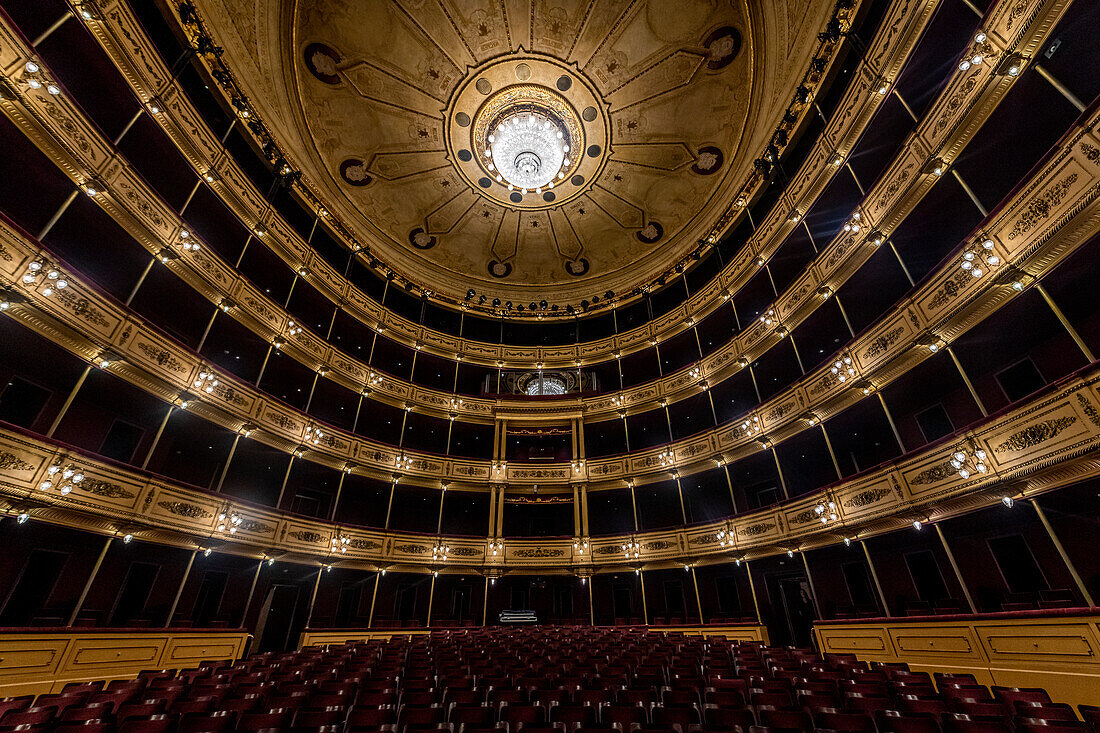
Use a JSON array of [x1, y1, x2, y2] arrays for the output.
[[1006, 173, 1078, 241], [994, 416, 1078, 453], [512, 547, 564, 558], [843, 487, 891, 508], [79, 480, 136, 500], [157, 500, 213, 519]]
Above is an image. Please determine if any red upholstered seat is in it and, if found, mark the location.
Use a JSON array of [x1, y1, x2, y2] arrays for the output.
[[875, 710, 943, 733], [117, 713, 179, 733], [178, 709, 238, 732]]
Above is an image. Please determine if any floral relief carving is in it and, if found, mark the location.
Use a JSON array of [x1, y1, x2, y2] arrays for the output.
[[863, 326, 905, 360], [910, 461, 958, 486], [875, 161, 914, 211], [41, 100, 93, 154], [790, 509, 816, 525], [690, 533, 720, 546], [843, 487, 891, 508], [393, 543, 429, 554], [1077, 394, 1100, 428], [449, 547, 482, 557], [934, 70, 980, 139], [80, 480, 136, 499], [929, 269, 973, 311], [237, 519, 271, 533], [135, 342, 186, 373], [512, 547, 564, 558], [157, 500, 213, 519], [643, 540, 675, 551], [1007, 173, 1078, 241], [0, 451, 35, 472], [738, 522, 775, 537], [288, 530, 325, 543], [1006, 0, 1030, 31], [349, 539, 382, 550], [266, 412, 297, 431], [1081, 143, 1100, 166], [211, 383, 249, 408], [54, 290, 111, 329], [122, 187, 166, 230], [994, 416, 1078, 453]]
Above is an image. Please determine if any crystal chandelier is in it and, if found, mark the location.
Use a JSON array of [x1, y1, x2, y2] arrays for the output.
[[949, 446, 988, 479], [657, 447, 675, 467], [486, 111, 569, 192], [40, 462, 85, 495], [622, 538, 641, 559], [525, 373, 567, 395], [717, 523, 733, 547], [831, 356, 856, 382], [217, 512, 242, 533], [432, 541, 451, 561], [193, 370, 219, 394], [815, 500, 839, 525], [23, 260, 68, 296], [331, 535, 350, 554], [960, 238, 1000, 278]]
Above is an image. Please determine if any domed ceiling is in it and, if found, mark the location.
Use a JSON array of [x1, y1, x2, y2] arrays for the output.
[[189, 0, 835, 305]]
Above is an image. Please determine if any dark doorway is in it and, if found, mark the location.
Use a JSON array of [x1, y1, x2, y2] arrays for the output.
[[452, 584, 471, 623], [905, 551, 949, 603], [335, 583, 361, 625], [663, 580, 687, 621], [842, 561, 879, 613], [256, 584, 302, 652], [612, 582, 633, 619], [988, 534, 1049, 594], [509, 584, 529, 610], [396, 584, 417, 620], [0, 549, 68, 625], [765, 570, 816, 647], [191, 571, 227, 626], [110, 561, 159, 625], [555, 587, 572, 620], [715, 573, 742, 618]]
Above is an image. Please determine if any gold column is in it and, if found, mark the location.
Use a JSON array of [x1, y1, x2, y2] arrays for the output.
[[800, 551, 823, 620], [239, 560, 264, 628], [67, 537, 112, 626], [482, 576, 490, 626], [745, 561, 763, 625], [487, 485, 498, 538], [1032, 500, 1095, 607], [367, 572, 381, 628], [304, 566, 324, 628], [426, 573, 437, 627], [164, 549, 198, 627], [935, 524, 977, 613], [580, 484, 590, 536], [690, 567, 704, 624], [572, 484, 581, 536], [861, 541, 891, 617]]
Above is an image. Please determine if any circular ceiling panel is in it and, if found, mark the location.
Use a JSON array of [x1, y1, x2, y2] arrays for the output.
[[446, 57, 610, 211], [214, 0, 828, 306]]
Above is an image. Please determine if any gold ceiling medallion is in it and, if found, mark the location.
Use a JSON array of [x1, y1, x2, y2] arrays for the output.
[[445, 53, 610, 212]]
